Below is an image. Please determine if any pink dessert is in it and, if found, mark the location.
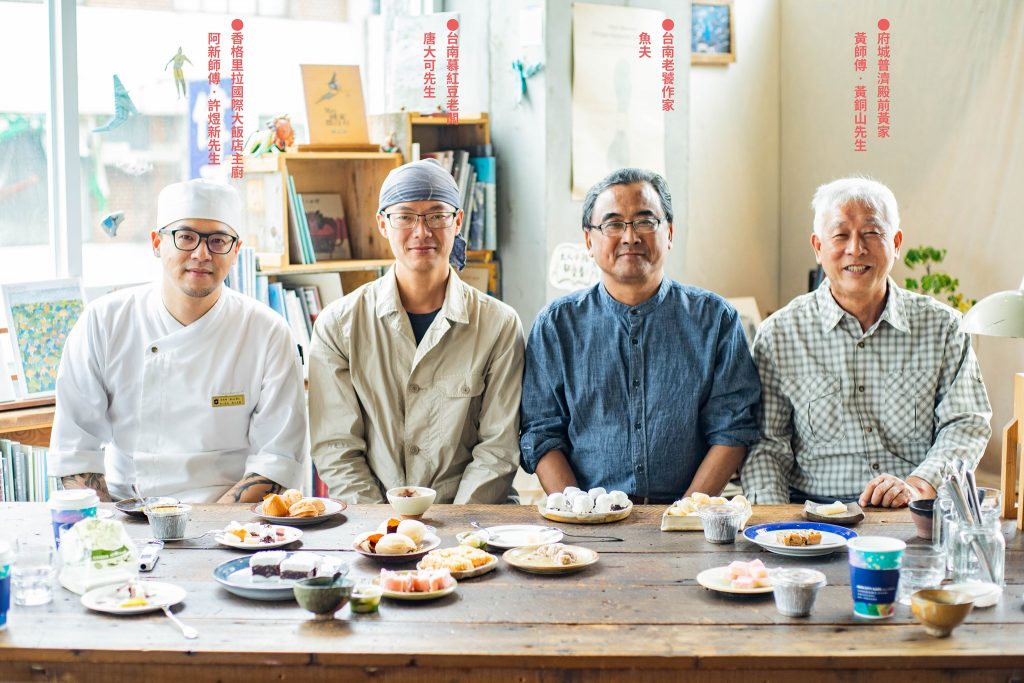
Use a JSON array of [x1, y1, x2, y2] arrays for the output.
[[727, 559, 771, 589], [379, 568, 453, 593]]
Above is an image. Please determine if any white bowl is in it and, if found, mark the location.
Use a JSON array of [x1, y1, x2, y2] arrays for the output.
[[385, 486, 436, 518]]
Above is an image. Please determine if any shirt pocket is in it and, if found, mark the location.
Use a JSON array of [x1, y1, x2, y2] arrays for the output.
[[883, 370, 934, 443], [202, 390, 250, 450], [434, 374, 487, 433], [782, 374, 846, 445]]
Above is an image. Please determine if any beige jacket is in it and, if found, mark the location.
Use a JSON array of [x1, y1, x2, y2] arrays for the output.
[[308, 266, 525, 504]]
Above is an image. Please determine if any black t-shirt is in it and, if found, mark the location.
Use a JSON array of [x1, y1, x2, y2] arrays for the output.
[[407, 308, 441, 345]]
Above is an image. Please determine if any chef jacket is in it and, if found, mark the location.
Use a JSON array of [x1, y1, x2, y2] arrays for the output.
[[48, 283, 307, 502], [308, 266, 525, 504]]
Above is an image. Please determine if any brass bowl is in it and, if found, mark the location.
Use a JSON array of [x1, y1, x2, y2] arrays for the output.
[[910, 589, 975, 637]]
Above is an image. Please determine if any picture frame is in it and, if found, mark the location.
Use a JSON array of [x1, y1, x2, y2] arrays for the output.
[[691, 0, 735, 65], [1, 279, 86, 398], [299, 65, 370, 146]]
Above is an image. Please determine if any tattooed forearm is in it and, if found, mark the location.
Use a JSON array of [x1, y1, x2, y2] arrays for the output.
[[217, 472, 284, 504], [61, 472, 112, 502]]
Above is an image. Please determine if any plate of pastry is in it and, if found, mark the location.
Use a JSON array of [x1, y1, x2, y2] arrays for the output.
[[352, 518, 441, 563], [743, 522, 857, 557], [251, 489, 346, 526], [696, 559, 774, 595], [214, 521, 303, 550], [417, 545, 499, 580], [661, 493, 752, 531], [538, 487, 633, 524], [502, 543, 599, 575], [213, 551, 349, 601], [802, 500, 865, 526], [375, 568, 458, 601], [81, 580, 187, 614]]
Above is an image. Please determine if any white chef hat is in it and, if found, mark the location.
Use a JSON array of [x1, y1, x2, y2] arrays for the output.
[[157, 179, 241, 234]]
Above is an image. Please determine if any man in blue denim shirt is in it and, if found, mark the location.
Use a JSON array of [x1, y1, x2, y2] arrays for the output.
[[520, 168, 761, 503]]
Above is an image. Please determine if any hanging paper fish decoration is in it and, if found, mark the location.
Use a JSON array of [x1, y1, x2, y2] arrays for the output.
[[100, 211, 125, 237], [93, 75, 139, 133], [316, 72, 339, 103]]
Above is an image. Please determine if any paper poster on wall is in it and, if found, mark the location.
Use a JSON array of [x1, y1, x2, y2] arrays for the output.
[[1, 279, 86, 398], [548, 243, 601, 292], [387, 13, 459, 113], [571, 3, 666, 200]]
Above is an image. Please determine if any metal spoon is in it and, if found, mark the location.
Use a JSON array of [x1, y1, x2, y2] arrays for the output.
[[162, 605, 198, 639]]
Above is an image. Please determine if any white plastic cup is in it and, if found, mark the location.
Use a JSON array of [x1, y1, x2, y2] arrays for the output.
[[49, 489, 99, 548]]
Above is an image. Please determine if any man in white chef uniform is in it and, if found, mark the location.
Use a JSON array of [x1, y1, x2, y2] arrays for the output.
[[48, 179, 307, 503]]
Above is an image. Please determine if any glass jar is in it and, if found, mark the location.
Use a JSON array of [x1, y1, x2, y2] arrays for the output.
[[952, 516, 1005, 587]]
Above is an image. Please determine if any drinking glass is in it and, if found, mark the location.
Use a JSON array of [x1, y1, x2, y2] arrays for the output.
[[11, 540, 56, 606], [897, 545, 945, 605]]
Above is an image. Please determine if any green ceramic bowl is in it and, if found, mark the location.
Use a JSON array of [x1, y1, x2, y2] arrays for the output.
[[293, 576, 354, 620]]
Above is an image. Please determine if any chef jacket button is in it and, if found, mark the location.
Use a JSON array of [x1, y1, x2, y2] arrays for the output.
[[461, 386, 469, 394], [150, 346, 158, 353], [409, 445, 420, 455], [410, 384, 420, 393]]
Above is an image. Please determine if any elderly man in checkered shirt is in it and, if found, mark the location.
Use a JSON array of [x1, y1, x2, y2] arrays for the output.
[[740, 177, 992, 508]]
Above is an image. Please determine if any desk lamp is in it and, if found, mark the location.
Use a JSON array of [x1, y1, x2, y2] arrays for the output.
[[961, 275, 1024, 528]]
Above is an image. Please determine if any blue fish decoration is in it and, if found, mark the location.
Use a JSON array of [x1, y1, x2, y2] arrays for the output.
[[93, 75, 139, 133], [100, 211, 125, 237]]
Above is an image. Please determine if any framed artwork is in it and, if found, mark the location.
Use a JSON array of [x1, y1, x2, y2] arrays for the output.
[[692, 0, 735, 65], [1, 279, 86, 398], [300, 65, 370, 146]]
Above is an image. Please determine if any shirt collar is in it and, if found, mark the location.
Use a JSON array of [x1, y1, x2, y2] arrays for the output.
[[815, 276, 910, 335], [376, 265, 469, 325], [597, 277, 671, 316]]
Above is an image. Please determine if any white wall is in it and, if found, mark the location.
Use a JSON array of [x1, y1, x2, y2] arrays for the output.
[[779, 0, 1024, 474], [687, 0, 780, 313]]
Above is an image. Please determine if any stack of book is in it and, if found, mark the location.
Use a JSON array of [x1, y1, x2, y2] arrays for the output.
[[421, 144, 496, 250], [0, 438, 57, 502], [286, 178, 353, 265]]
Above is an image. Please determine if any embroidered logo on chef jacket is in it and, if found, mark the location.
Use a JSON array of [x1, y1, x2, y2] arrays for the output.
[[211, 393, 245, 407]]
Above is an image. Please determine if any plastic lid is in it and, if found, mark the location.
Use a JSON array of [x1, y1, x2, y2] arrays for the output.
[[48, 489, 100, 510], [0, 540, 11, 565]]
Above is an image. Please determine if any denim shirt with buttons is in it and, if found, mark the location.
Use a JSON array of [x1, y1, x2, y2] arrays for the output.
[[519, 278, 761, 500]]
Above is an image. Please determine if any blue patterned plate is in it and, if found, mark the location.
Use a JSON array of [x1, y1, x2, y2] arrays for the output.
[[743, 521, 858, 557]]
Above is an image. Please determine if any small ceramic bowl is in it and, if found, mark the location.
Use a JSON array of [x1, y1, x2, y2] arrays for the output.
[[293, 576, 354, 620], [910, 589, 975, 637], [908, 499, 934, 540], [385, 486, 436, 518]]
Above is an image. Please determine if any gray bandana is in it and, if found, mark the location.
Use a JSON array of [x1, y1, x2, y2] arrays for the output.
[[378, 159, 466, 270]]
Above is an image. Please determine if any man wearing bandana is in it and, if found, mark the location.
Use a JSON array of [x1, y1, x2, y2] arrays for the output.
[[308, 159, 525, 504]]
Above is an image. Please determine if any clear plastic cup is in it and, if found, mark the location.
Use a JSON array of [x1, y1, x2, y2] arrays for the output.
[[11, 540, 56, 606], [697, 504, 744, 544]]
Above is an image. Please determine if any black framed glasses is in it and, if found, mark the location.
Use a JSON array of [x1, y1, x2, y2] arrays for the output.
[[159, 228, 238, 255], [587, 218, 663, 237], [382, 211, 458, 230]]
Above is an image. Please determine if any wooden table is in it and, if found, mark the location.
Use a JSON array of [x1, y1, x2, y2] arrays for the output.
[[1, 503, 1022, 682]]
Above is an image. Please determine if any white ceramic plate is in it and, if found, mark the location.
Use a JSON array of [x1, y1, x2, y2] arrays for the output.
[[696, 566, 773, 595], [81, 581, 186, 614], [352, 534, 442, 564], [214, 525, 303, 550], [212, 553, 349, 601], [481, 525, 564, 550], [538, 501, 633, 524], [250, 498, 346, 526], [374, 572, 458, 601], [502, 544, 599, 575], [743, 522, 856, 557]]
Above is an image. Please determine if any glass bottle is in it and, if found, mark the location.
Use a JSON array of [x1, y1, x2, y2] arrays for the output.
[[952, 515, 1005, 587]]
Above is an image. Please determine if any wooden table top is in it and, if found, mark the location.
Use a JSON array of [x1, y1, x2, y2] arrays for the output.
[[2, 503, 1022, 682]]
